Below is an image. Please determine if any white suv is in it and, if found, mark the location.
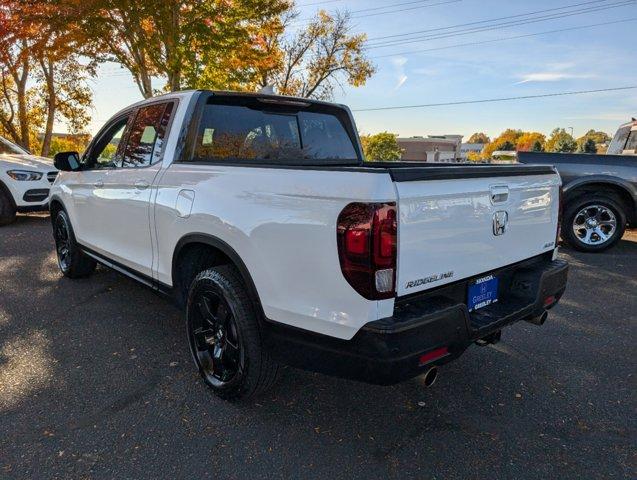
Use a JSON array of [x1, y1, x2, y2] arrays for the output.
[[0, 136, 58, 225]]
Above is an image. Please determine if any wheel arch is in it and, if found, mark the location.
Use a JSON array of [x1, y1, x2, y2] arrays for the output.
[[563, 177, 636, 225], [171, 233, 265, 318], [49, 196, 65, 223]]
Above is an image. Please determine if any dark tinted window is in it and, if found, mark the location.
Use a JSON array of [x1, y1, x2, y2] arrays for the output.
[[0, 137, 29, 155], [87, 115, 131, 169], [193, 99, 359, 164], [122, 102, 174, 168], [625, 130, 637, 152]]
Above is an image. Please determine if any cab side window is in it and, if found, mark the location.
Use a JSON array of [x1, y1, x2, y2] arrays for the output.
[[625, 130, 637, 153], [122, 102, 174, 168], [87, 115, 131, 169]]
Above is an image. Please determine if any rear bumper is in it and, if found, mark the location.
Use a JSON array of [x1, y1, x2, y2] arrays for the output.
[[263, 255, 568, 385]]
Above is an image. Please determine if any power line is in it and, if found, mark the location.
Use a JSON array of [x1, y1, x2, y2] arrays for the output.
[[350, 0, 444, 14], [371, 17, 637, 58], [364, 0, 635, 48], [296, 0, 342, 6], [291, 0, 460, 24], [352, 86, 637, 112], [351, 0, 461, 19], [367, 0, 612, 41]]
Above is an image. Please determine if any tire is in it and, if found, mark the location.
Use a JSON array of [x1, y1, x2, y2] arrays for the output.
[[561, 195, 626, 252], [53, 210, 97, 278], [186, 265, 279, 401], [0, 186, 16, 226]]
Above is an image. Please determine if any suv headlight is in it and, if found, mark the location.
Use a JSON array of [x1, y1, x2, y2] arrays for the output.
[[6, 170, 43, 181]]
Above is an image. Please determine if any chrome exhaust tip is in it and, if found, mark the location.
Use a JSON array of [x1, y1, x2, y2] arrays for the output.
[[422, 366, 438, 387], [526, 311, 548, 326]]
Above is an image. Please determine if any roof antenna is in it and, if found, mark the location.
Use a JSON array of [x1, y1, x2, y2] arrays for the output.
[[258, 85, 275, 95]]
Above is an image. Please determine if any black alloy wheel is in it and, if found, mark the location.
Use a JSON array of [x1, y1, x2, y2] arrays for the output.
[[189, 287, 244, 388]]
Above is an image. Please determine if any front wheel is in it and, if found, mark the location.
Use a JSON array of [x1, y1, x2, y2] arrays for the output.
[[0, 187, 16, 226], [53, 210, 97, 278], [186, 265, 279, 401], [562, 195, 626, 252]]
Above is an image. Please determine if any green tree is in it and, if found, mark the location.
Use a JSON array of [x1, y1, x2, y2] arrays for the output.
[[579, 137, 598, 153], [360, 132, 402, 161], [467, 132, 490, 144], [532, 140, 544, 152], [576, 129, 610, 153], [546, 128, 577, 153]]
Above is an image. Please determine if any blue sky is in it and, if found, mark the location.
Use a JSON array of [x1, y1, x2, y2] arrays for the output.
[[84, 0, 637, 140]]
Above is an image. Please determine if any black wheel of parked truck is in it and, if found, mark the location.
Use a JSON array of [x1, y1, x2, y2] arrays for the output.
[[562, 194, 626, 253], [186, 265, 279, 400], [0, 186, 16, 226], [53, 210, 97, 278]]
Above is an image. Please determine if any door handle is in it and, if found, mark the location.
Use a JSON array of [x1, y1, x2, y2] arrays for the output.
[[134, 180, 150, 190], [490, 185, 509, 204], [94, 180, 104, 188]]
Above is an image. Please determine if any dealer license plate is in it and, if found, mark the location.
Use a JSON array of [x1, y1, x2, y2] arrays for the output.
[[467, 275, 499, 312]]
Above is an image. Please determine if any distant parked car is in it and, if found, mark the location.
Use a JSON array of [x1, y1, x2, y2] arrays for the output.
[[0, 136, 58, 225], [518, 119, 636, 252]]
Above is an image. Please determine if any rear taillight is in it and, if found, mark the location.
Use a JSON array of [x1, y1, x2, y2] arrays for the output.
[[337, 202, 397, 300]]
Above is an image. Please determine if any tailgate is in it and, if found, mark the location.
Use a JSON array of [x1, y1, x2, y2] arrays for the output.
[[391, 165, 560, 297]]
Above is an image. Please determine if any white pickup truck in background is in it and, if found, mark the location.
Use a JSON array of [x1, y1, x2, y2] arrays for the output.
[[49, 90, 568, 400]]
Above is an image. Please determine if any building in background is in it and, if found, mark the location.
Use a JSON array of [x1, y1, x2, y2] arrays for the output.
[[459, 142, 485, 160], [397, 135, 463, 162]]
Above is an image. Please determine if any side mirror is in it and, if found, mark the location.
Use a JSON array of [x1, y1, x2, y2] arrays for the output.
[[53, 151, 81, 172]]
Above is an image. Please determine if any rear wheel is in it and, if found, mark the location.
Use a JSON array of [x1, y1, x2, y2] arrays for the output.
[[53, 210, 97, 278], [0, 187, 16, 226], [562, 195, 626, 252], [186, 265, 278, 400]]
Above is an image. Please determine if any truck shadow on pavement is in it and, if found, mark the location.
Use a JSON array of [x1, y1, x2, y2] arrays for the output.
[[1, 215, 635, 479]]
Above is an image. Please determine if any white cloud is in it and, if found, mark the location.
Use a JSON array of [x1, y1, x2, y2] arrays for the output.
[[391, 56, 408, 91], [515, 72, 594, 84]]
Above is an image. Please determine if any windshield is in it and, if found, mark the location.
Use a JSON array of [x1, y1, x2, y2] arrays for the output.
[[0, 136, 30, 155], [193, 97, 360, 165]]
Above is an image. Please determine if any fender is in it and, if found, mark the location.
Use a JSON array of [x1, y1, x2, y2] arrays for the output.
[[172, 232, 265, 318], [563, 175, 637, 219]]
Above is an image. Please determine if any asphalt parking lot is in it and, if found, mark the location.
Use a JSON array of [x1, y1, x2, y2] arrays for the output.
[[1, 214, 635, 479]]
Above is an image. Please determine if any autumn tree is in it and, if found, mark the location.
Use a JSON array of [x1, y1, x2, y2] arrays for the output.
[[467, 132, 490, 144], [360, 132, 402, 161], [546, 128, 577, 153], [256, 10, 375, 100], [482, 129, 522, 158], [0, 5, 37, 150], [60, 0, 290, 98], [1, 1, 94, 155], [516, 132, 545, 152]]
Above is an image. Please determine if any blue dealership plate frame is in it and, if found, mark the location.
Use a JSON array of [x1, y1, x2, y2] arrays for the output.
[[467, 274, 499, 312]]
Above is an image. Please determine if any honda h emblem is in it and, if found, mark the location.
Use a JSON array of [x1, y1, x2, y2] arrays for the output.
[[493, 211, 508, 236]]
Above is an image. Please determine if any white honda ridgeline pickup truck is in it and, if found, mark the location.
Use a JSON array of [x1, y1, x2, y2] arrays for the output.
[[50, 90, 568, 400]]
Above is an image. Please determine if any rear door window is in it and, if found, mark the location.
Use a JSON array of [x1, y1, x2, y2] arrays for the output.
[[192, 97, 359, 165], [122, 102, 175, 168]]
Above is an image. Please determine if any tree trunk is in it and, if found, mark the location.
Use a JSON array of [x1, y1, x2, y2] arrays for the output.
[[16, 50, 30, 151], [40, 58, 56, 157]]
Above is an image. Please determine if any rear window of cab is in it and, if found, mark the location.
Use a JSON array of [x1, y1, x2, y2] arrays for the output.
[[191, 96, 361, 166]]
